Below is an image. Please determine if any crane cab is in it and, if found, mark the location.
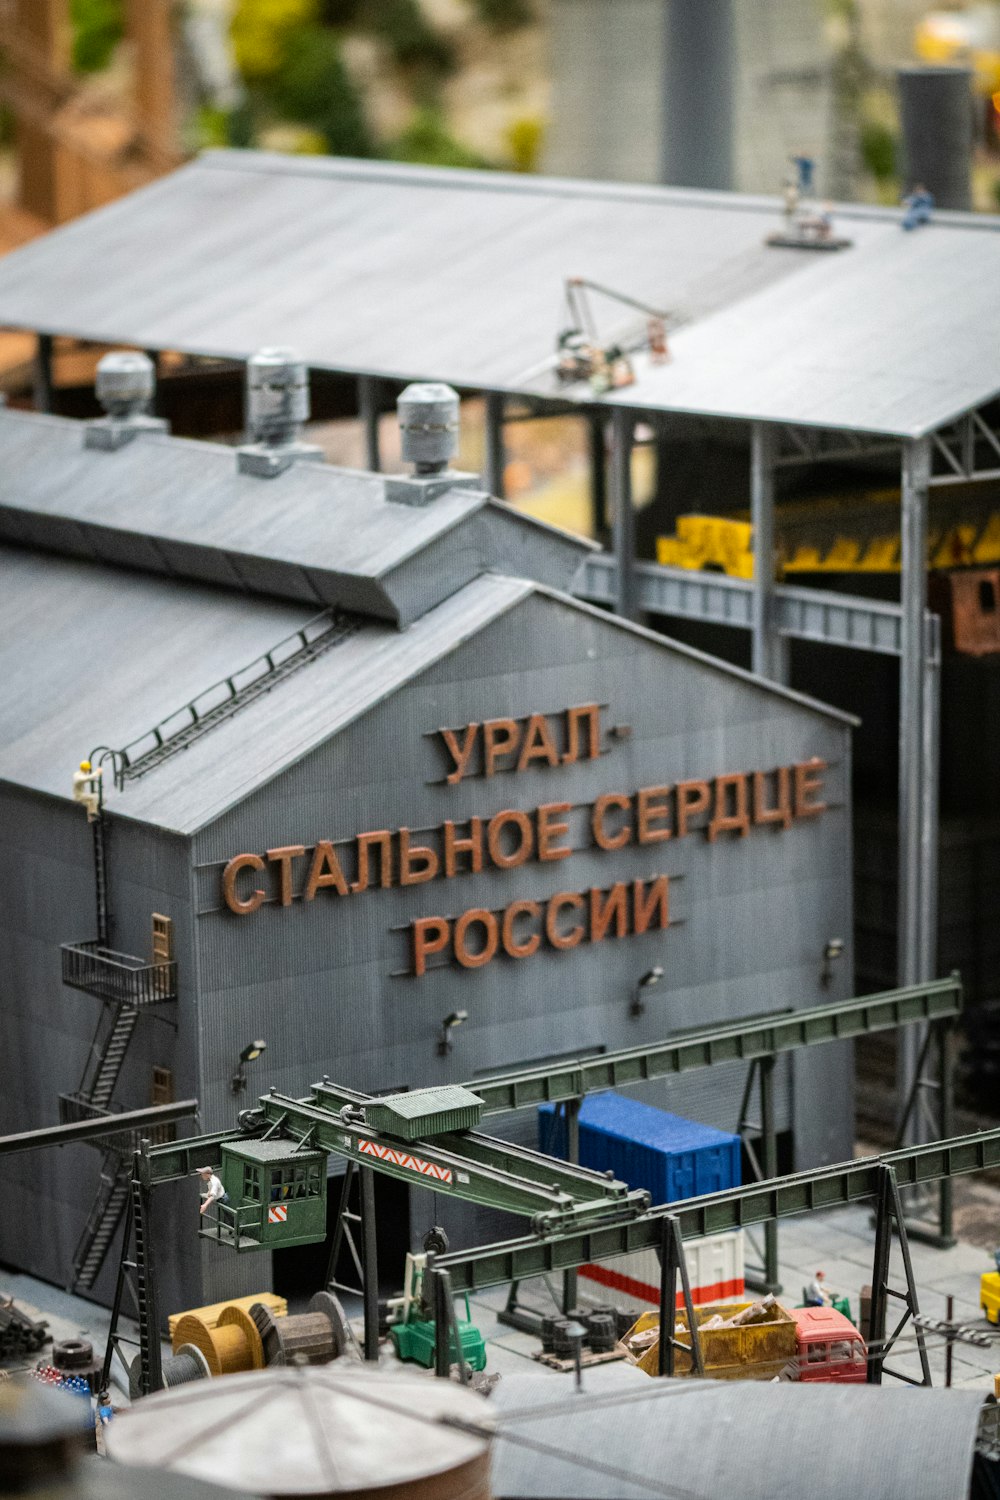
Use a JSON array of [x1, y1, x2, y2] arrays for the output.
[[200, 1139, 328, 1252]]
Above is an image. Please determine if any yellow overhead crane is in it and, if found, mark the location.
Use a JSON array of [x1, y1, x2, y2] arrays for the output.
[[656, 487, 1000, 579]]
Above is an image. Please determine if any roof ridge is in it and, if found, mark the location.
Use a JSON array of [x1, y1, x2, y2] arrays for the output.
[[198, 150, 1000, 232]]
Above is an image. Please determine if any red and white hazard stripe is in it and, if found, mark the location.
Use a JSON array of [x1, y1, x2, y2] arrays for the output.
[[358, 1138, 453, 1185], [268, 1205, 288, 1224]]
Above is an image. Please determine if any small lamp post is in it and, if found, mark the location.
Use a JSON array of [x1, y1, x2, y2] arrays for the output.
[[820, 938, 844, 989], [437, 1011, 468, 1057], [630, 966, 664, 1019], [231, 1039, 267, 1094]]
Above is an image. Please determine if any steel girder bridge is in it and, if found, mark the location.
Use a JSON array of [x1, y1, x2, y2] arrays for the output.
[[102, 975, 974, 1398]]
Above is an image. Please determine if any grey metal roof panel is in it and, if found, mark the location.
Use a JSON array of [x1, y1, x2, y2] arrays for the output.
[[111, 572, 534, 833], [0, 546, 319, 814], [0, 547, 534, 832], [0, 150, 997, 436], [0, 548, 849, 836], [490, 1375, 984, 1500], [0, 409, 589, 625]]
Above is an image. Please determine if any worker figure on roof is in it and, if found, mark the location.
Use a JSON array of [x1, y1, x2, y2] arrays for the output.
[[197, 1166, 229, 1218], [902, 184, 935, 231], [72, 761, 102, 822], [806, 1270, 833, 1306]]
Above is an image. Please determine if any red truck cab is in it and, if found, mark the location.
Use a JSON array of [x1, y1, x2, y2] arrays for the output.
[[791, 1306, 867, 1383]]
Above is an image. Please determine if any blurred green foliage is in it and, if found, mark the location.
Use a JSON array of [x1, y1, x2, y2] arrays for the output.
[[389, 108, 491, 168], [469, 0, 533, 31], [365, 0, 455, 76], [860, 120, 897, 183], [269, 26, 373, 155], [69, 0, 125, 74], [231, 0, 318, 83]]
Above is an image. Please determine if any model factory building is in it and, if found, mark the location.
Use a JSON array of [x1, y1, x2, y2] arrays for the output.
[[0, 356, 854, 1314]]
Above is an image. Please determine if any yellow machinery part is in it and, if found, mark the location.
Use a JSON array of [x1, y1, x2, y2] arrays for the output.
[[169, 1292, 287, 1350], [171, 1305, 265, 1376]]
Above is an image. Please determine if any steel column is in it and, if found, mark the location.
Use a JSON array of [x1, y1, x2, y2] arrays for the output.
[[360, 1165, 379, 1361], [919, 610, 941, 1012], [562, 1098, 580, 1313], [433, 1267, 450, 1377], [484, 390, 506, 498], [358, 375, 381, 472], [34, 332, 53, 413], [144, 350, 161, 416], [897, 437, 932, 1139], [589, 412, 608, 535], [610, 408, 637, 620], [937, 1022, 955, 1243], [750, 423, 788, 683], [758, 1057, 779, 1291]]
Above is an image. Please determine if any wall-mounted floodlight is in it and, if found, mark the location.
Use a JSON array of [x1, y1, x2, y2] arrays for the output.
[[437, 1010, 468, 1057], [821, 938, 845, 989], [231, 1039, 267, 1094], [630, 966, 664, 1019]]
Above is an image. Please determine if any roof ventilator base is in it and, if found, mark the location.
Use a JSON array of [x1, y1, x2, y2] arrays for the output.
[[237, 345, 323, 479], [85, 351, 168, 451], [383, 470, 481, 507]]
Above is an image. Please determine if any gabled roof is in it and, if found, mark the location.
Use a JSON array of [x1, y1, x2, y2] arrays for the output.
[[0, 407, 589, 627], [0, 547, 534, 833], [0, 551, 853, 837], [0, 150, 997, 436]]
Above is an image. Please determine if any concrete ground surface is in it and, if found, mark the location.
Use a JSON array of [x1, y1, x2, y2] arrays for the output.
[[3, 1194, 998, 1399]]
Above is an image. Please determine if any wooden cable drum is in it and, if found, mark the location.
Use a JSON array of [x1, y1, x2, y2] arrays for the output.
[[250, 1292, 349, 1367], [171, 1307, 264, 1377]]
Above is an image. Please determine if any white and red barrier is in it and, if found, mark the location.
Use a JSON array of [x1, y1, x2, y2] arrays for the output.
[[579, 1229, 744, 1311]]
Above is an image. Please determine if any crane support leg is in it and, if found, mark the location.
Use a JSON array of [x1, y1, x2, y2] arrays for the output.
[[656, 1214, 704, 1378], [867, 1164, 932, 1387], [361, 1166, 379, 1362]]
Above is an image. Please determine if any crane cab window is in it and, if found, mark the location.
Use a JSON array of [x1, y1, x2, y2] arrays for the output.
[[269, 1164, 322, 1201], [243, 1165, 262, 1202]]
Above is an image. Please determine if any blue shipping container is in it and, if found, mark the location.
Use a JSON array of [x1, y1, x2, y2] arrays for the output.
[[539, 1093, 741, 1204]]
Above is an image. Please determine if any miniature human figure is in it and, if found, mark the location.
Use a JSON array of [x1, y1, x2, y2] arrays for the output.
[[806, 1270, 833, 1306], [72, 760, 102, 822], [902, 183, 935, 231], [197, 1166, 229, 1217], [993, 1247, 1000, 1275], [791, 154, 815, 196]]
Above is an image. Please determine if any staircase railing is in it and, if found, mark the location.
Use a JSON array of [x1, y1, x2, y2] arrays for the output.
[[71, 1149, 129, 1289], [61, 941, 176, 1007]]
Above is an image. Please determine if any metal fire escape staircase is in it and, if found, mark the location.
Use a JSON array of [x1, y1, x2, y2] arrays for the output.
[[60, 786, 178, 1289], [62, 611, 361, 1291]]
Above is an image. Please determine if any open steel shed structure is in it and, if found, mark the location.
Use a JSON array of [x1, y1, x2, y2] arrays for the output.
[[0, 151, 999, 1103]]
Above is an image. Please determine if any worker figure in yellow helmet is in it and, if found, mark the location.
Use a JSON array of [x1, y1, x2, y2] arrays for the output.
[[72, 760, 103, 822]]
